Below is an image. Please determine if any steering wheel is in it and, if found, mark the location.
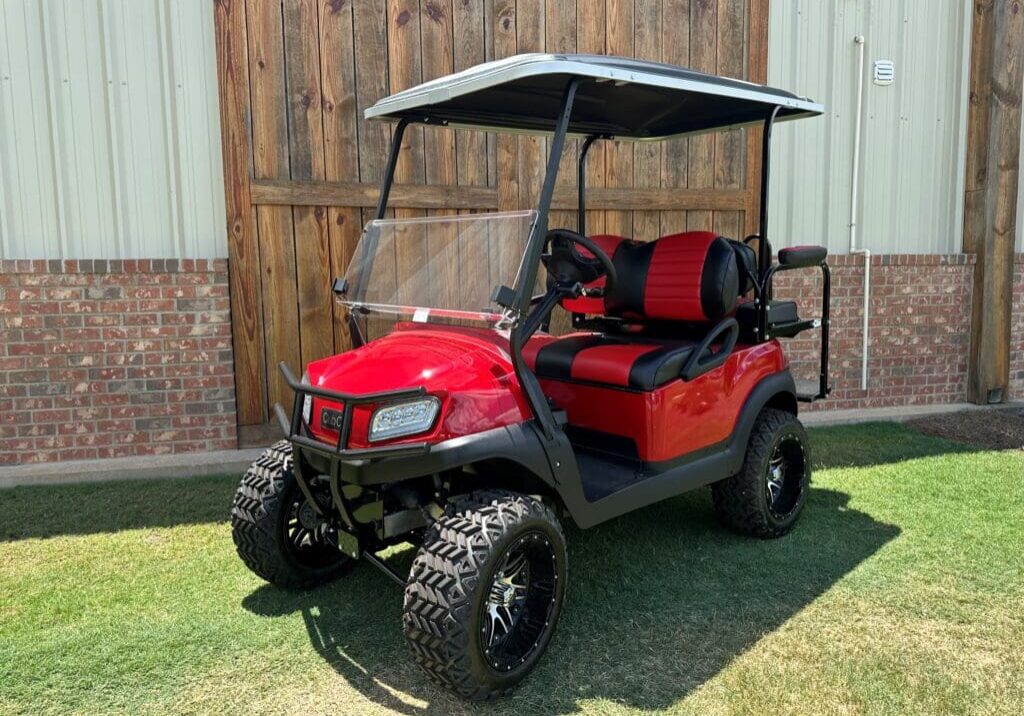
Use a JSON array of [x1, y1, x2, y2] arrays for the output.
[[541, 229, 617, 297]]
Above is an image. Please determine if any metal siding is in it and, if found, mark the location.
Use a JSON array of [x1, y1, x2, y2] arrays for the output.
[[767, 0, 971, 255], [0, 0, 226, 260]]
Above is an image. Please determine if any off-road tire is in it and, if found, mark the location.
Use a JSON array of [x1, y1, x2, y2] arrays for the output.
[[712, 408, 810, 538], [231, 440, 350, 588], [402, 490, 567, 700]]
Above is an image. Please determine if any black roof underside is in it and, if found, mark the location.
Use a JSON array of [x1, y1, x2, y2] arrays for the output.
[[365, 54, 823, 139]]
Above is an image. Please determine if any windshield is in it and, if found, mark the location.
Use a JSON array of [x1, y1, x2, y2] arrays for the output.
[[340, 210, 541, 325]]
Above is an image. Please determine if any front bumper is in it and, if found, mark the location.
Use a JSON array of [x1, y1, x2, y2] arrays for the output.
[[275, 361, 432, 478]]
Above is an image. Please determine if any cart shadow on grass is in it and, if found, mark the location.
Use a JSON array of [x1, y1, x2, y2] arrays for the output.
[[242, 485, 900, 715]]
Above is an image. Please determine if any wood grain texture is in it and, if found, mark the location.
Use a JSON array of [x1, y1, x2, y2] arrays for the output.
[[283, 0, 334, 367], [686, 0, 717, 232], [247, 0, 301, 414], [605, 0, 635, 238], [252, 179, 747, 211], [318, 0, 361, 354], [218, 0, 770, 426], [213, 0, 267, 427], [660, 0, 689, 235], [633, 0, 662, 242], [964, 0, 1022, 404], [744, 0, 769, 238]]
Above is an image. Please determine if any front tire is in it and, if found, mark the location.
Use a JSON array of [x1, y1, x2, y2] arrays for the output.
[[712, 408, 811, 538], [231, 440, 351, 588], [402, 490, 567, 700]]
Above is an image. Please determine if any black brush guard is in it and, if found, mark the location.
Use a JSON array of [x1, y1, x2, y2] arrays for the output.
[[273, 362, 431, 562]]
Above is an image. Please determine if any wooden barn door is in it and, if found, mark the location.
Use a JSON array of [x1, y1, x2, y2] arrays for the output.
[[214, 0, 769, 435]]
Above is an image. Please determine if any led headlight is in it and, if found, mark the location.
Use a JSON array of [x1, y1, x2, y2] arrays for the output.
[[300, 373, 312, 424], [368, 397, 440, 442]]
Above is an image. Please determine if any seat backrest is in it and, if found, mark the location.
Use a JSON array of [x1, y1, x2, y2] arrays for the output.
[[561, 230, 740, 323]]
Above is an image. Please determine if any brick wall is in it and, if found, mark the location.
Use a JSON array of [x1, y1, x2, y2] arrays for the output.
[[774, 254, 975, 411], [0, 259, 236, 466], [1012, 255, 1024, 400]]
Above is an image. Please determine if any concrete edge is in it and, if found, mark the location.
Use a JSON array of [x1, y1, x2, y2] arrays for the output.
[[0, 448, 266, 489], [800, 400, 1024, 427], [2, 401, 1021, 488]]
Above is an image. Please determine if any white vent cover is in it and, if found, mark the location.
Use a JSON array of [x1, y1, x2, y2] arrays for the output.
[[873, 59, 895, 86]]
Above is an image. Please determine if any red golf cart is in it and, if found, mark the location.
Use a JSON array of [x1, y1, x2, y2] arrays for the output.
[[231, 54, 830, 699]]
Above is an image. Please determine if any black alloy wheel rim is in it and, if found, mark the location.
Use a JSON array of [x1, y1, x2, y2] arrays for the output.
[[284, 491, 340, 568], [765, 435, 806, 520], [479, 531, 559, 673]]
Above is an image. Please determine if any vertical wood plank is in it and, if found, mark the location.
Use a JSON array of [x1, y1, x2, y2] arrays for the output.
[[686, 0, 717, 232], [575, 0, 605, 235], [454, 0, 490, 314], [421, 0, 458, 309], [744, 0, 769, 238], [387, 0, 427, 304], [605, 0, 634, 238], [421, 0, 457, 187], [352, 0, 392, 341], [632, 0, 661, 242], [964, 0, 1022, 403], [213, 0, 266, 427], [660, 0, 689, 236], [548, 0, 578, 236], [318, 0, 361, 353], [492, 0, 518, 211], [454, 0, 488, 189], [516, 0, 544, 214], [712, 0, 744, 239], [283, 0, 334, 366], [247, 0, 301, 412]]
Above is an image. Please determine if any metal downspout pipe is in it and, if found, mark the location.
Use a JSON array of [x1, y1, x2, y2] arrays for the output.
[[850, 35, 870, 391]]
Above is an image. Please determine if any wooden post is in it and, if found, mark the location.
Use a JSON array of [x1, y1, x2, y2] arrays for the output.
[[963, 0, 1024, 404], [213, 0, 267, 428]]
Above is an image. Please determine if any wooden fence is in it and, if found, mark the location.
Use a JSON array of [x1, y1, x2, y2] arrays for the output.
[[214, 0, 769, 428]]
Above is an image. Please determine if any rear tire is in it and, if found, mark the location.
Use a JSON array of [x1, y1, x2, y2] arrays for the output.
[[402, 490, 567, 700], [231, 440, 351, 588], [712, 408, 810, 538]]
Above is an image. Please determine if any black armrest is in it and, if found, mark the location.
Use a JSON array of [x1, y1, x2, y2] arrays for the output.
[[778, 245, 828, 268], [680, 318, 739, 381]]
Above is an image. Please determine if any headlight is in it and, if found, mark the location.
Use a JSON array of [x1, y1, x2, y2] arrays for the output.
[[368, 398, 440, 442], [300, 373, 312, 424]]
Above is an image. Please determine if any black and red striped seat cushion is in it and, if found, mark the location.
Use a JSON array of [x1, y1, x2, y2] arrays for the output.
[[560, 231, 740, 323], [523, 333, 698, 391]]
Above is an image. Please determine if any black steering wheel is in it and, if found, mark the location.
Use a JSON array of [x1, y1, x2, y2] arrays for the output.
[[541, 229, 617, 297]]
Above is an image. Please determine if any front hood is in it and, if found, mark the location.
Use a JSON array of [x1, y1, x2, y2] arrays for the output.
[[306, 325, 514, 395], [304, 325, 530, 447]]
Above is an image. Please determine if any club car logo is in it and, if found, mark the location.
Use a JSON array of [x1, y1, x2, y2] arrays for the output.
[[320, 408, 344, 431]]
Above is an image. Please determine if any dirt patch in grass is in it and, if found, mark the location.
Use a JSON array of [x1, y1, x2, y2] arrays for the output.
[[906, 407, 1024, 451]]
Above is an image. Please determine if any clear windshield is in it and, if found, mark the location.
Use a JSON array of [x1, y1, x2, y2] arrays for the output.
[[340, 210, 540, 325]]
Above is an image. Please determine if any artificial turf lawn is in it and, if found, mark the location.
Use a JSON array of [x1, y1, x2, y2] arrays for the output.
[[1, 423, 1022, 715]]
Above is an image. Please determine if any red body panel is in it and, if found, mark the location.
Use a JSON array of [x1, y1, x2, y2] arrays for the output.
[[303, 324, 787, 464], [537, 340, 787, 462], [305, 324, 531, 448]]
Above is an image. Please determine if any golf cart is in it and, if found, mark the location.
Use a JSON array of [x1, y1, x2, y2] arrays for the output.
[[231, 54, 831, 699]]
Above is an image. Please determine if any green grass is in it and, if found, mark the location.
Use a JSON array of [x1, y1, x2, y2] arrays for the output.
[[1, 423, 1022, 715]]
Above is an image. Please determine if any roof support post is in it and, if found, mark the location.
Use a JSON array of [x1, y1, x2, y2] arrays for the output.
[[577, 134, 601, 236], [511, 78, 581, 440], [962, 0, 1023, 404]]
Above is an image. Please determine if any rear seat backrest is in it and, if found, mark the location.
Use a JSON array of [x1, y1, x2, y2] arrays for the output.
[[561, 231, 740, 323]]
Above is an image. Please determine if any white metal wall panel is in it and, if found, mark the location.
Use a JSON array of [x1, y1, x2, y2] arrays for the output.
[[0, 0, 226, 260], [767, 0, 971, 255]]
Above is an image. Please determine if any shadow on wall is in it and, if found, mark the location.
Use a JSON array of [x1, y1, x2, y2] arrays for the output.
[[242, 487, 899, 715]]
